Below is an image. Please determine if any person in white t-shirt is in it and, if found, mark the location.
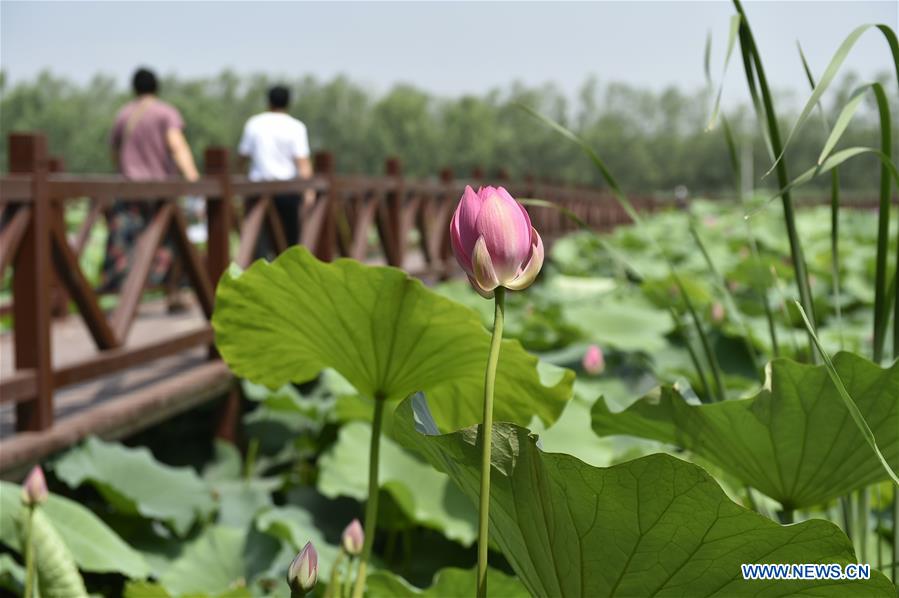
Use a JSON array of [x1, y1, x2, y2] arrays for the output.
[[238, 85, 313, 246]]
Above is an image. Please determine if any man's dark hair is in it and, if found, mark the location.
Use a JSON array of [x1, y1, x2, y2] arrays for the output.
[[132, 68, 158, 95], [268, 85, 290, 109]]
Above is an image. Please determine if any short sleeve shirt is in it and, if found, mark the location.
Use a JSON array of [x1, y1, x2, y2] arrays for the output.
[[238, 112, 310, 181], [110, 98, 184, 180]]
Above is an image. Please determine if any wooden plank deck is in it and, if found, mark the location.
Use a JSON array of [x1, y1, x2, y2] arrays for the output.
[[0, 296, 232, 474]]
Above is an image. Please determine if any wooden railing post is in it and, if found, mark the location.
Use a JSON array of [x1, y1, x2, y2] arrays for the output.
[[203, 147, 241, 441], [204, 147, 232, 284], [312, 151, 336, 261], [48, 156, 71, 318], [10, 133, 54, 431], [382, 157, 404, 267]]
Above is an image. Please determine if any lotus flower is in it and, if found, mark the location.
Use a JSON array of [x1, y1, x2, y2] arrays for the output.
[[582, 345, 605, 375], [21, 465, 48, 506], [710, 302, 725, 324], [287, 542, 318, 596], [450, 186, 544, 298], [342, 518, 364, 556]]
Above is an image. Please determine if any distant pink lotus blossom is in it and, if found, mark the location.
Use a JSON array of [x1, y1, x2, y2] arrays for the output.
[[342, 519, 364, 556], [711, 302, 725, 324], [288, 542, 318, 595], [582, 345, 605, 375], [450, 186, 544, 298], [22, 465, 48, 505]]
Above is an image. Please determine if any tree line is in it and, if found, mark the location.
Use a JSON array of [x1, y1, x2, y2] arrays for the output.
[[0, 70, 895, 196]]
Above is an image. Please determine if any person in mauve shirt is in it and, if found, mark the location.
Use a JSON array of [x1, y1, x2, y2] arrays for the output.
[[101, 67, 199, 304]]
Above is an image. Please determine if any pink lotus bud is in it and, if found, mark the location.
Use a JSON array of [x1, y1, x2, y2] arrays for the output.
[[450, 186, 544, 298], [21, 465, 48, 506], [287, 542, 318, 596], [342, 519, 364, 556], [710, 302, 725, 324], [582, 345, 605, 375]]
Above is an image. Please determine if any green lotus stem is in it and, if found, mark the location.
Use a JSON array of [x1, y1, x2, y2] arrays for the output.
[[477, 287, 505, 598], [351, 397, 386, 598], [326, 549, 345, 598], [830, 169, 844, 350], [244, 437, 260, 480], [840, 495, 854, 543], [892, 491, 898, 587], [688, 219, 761, 380], [856, 487, 869, 562], [344, 551, 354, 598], [670, 307, 712, 402], [681, 289, 726, 402], [23, 504, 35, 598], [894, 198, 899, 361], [876, 484, 883, 572], [777, 509, 794, 525]]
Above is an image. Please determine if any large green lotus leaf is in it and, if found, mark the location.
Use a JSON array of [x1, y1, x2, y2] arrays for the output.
[[210, 479, 278, 530], [0, 553, 24, 595], [213, 246, 573, 431], [366, 566, 528, 597], [54, 436, 215, 536], [394, 395, 893, 597], [255, 505, 341, 578], [0, 481, 150, 579], [561, 295, 673, 353], [157, 526, 248, 596], [317, 421, 477, 546], [124, 581, 252, 598], [592, 352, 899, 509]]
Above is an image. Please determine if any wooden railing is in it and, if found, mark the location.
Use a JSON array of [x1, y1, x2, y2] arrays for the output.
[[0, 132, 650, 440]]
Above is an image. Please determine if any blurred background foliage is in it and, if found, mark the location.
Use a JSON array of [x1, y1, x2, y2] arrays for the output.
[[1, 69, 897, 195]]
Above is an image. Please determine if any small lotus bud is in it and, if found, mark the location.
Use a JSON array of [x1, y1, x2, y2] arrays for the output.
[[450, 185, 544, 298], [710, 302, 725, 324], [287, 542, 318, 596], [21, 465, 48, 506], [582, 345, 605, 375], [342, 519, 364, 555]]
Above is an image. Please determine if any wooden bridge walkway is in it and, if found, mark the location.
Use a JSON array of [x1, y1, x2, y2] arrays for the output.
[[0, 132, 648, 475]]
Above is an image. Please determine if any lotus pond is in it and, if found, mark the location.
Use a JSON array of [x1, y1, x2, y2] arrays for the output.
[[2, 4, 899, 597], [2, 192, 897, 597]]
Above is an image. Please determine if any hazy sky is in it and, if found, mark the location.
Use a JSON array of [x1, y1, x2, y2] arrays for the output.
[[2, 1, 897, 104]]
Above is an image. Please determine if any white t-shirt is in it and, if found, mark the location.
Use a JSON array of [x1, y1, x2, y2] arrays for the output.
[[238, 112, 310, 181]]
